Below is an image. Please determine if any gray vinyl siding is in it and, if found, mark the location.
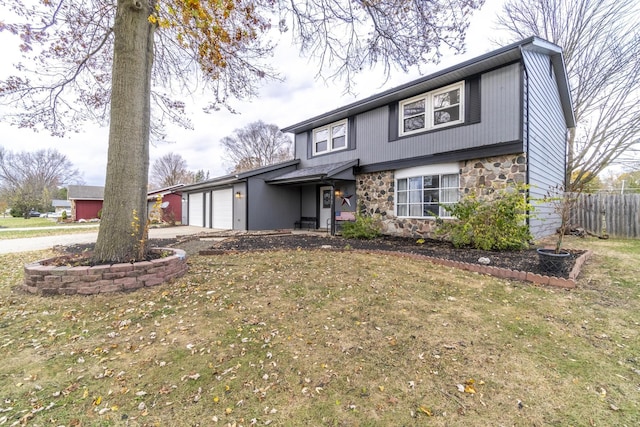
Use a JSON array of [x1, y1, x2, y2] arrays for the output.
[[296, 64, 522, 169], [246, 165, 300, 230], [233, 183, 247, 230], [301, 185, 316, 217], [523, 50, 568, 238]]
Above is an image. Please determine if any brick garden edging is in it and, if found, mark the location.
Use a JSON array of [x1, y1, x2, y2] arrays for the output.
[[23, 248, 188, 296], [353, 249, 593, 289]]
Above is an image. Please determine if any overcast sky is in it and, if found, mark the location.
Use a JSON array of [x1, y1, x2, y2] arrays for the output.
[[0, 0, 507, 186]]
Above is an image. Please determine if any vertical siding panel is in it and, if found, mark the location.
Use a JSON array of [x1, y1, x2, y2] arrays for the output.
[[524, 50, 567, 238]]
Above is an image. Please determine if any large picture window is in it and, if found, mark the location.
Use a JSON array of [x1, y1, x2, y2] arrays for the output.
[[396, 173, 459, 217], [399, 82, 464, 136], [313, 119, 348, 155]]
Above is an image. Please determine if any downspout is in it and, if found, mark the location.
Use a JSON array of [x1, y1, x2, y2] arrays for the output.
[[331, 182, 337, 235], [244, 180, 249, 231], [521, 47, 532, 230]]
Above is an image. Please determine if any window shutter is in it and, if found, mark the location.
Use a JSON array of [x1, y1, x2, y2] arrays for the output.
[[306, 130, 312, 159], [388, 102, 399, 141], [348, 117, 357, 150], [465, 76, 481, 124]]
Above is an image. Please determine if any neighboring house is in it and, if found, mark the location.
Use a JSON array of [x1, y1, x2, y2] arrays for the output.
[[51, 199, 71, 214], [147, 184, 184, 224], [67, 185, 104, 221], [67, 184, 184, 223], [180, 37, 575, 238]]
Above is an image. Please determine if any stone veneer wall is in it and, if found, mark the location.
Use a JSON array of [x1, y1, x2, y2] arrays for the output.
[[356, 154, 527, 238], [23, 248, 188, 296]]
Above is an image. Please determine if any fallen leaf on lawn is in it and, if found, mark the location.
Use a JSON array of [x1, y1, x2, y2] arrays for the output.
[[464, 379, 476, 394], [93, 396, 102, 405], [182, 373, 200, 381], [418, 406, 433, 416]]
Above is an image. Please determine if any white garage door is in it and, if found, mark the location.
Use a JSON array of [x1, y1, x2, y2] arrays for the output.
[[212, 188, 233, 229], [204, 192, 211, 228], [188, 192, 204, 227]]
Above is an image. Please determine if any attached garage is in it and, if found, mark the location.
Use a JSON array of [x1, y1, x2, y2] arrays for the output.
[[212, 188, 233, 229], [187, 189, 233, 230], [178, 160, 301, 231], [188, 192, 204, 227]]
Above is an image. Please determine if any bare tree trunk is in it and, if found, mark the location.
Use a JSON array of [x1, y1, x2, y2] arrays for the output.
[[94, 0, 154, 262]]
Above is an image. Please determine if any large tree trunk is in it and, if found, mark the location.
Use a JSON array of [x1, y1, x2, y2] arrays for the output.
[[94, 0, 154, 263]]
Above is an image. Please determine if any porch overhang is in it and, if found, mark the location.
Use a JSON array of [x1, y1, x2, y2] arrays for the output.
[[266, 159, 359, 185]]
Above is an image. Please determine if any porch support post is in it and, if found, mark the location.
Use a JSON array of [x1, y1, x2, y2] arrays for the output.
[[330, 183, 336, 235]]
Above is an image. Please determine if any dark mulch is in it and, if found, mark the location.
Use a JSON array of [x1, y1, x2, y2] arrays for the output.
[[207, 234, 582, 279], [61, 234, 582, 279]]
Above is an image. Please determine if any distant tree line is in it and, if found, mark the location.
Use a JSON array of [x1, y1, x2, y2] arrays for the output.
[[0, 146, 81, 217]]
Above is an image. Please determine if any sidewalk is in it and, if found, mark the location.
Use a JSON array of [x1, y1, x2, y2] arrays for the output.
[[0, 224, 100, 232], [0, 225, 206, 254]]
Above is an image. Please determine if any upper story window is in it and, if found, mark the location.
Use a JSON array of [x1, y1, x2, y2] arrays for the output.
[[399, 82, 464, 136], [313, 119, 348, 155]]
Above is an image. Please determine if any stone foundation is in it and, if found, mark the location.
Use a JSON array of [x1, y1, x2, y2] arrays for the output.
[[356, 154, 527, 239], [23, 248, 188, 296]]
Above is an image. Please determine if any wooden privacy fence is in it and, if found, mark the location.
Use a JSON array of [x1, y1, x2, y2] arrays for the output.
[[572, 193, 640, 239]]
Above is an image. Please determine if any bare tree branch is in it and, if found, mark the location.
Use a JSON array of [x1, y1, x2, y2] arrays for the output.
[[496, 0, 640, 190], [221, 121, 293, 173]]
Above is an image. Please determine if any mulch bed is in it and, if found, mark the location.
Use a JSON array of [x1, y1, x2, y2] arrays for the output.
[[61, 233, 583, 279], [204, 233, 583, 279]]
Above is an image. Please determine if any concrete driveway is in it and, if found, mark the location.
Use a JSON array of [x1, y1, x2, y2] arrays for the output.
[[0, 225, 206, 254]]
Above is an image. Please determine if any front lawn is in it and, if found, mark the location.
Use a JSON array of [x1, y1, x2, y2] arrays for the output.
[[0, 217, 99, 240], [0, 216, 60, 228], [0, 237, 638, 426]]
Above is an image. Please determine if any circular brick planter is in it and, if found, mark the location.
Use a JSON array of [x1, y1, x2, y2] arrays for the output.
[[23, 248, 188, 296]]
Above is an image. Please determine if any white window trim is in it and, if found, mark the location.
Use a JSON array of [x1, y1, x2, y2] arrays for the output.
[[395, 164, 460, 219], [312, 119, 348, 156], [399, 82, 465, 137]]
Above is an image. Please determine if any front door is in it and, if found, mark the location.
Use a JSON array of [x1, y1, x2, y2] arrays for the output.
[[319, 186, 332, 229]]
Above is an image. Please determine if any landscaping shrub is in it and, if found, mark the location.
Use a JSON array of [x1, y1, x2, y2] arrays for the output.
[[436, 186, 533, 251], [340, 214, 381, 239]]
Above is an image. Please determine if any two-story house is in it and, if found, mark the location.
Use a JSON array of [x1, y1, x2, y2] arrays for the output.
[[180, 36, 575, 239]]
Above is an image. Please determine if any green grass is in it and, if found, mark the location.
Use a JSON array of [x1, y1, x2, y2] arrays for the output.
[[0, 236, 638, 426], [0, 216, 61, 228], [0, 216, 99, 239]]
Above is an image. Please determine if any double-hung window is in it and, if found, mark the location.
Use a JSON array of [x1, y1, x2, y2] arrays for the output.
[[399, 82, 464, 136], [313, 119, 348, 155], [396, 165, 460, 218]]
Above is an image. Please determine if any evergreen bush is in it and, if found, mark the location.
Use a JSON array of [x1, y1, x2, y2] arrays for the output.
[[436, 186, 533, 251], [340, 214, 381, 239]]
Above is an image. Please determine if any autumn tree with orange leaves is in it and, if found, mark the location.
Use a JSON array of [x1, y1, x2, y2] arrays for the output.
[[0, 0, 485, 262]]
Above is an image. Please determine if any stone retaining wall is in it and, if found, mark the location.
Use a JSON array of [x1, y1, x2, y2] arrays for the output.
[[23, 248, 188, 296]]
